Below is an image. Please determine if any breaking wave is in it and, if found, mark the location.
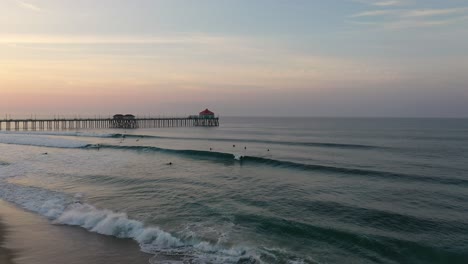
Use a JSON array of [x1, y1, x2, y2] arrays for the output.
[[0, 130, 463, 187], [0, 130, 382, 150], [0, 182, 252, 263], [85, 144, 468, 186], [109, 133, 381, 150], [0, 131, 463, 187], [0, 133, 88, 148], [0, 130, 114, 138]]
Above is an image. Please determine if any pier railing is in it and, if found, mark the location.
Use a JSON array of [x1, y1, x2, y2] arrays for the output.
[[0, 116, 219, 130]]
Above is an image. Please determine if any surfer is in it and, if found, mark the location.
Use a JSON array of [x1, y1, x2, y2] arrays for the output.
[[166, 162, 173, 165]]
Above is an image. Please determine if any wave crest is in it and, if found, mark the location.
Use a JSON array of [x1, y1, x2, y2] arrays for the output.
[[0, 182, 251, 263], [87, 144, 468, 186], [56, 203, 184, 249]]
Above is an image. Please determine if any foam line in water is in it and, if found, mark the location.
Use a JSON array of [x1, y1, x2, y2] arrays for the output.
[[86, 144, 236, 161], [56, 203, 184, 250], [0, 130, 114, 138], [0, 130, 381, 150], [0, 133, 88, 148], [89, 144, 468, 186], [0, 182, 251, 263], [107, 133, 382, 150]]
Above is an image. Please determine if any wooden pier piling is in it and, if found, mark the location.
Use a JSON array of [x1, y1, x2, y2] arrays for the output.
[[0, 116, 219, 131]]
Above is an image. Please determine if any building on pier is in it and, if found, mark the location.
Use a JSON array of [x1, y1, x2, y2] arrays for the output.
[[199, 109, 215, 118], [195, 109, 218, 126], [112, 114, 137, 129]]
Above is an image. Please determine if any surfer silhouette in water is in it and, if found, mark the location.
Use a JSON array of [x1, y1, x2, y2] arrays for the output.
[[166, 162, 173, 165]]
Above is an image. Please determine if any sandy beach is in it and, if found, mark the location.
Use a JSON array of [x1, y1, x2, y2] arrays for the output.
[[0, 217, 15, 264], [0, 200, 151, 264]]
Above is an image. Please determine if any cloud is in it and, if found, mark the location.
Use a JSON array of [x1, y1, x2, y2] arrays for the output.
[[351, 10, 397, 17], [373, 1, 404, 7], [349, 2, 468, 29], [384, 15, 468, 29], [353, 0, 406, 7], [404, 7, 468, 18], [352, 7, 468, 19], [15, 0, 42, 12]]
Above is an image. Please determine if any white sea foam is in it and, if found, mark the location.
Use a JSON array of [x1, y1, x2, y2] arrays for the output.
[[0, 182, 181, 247], [56, 203, 184, 249], [0, 181, 251, 263], [234, 154, 244, 160], [0, 133, 88, 148], [0, 130, 114, 138]]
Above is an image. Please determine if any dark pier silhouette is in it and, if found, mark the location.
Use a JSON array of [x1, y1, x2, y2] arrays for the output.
[[0, 116, 219, 131], [0, 109, 219, 131]]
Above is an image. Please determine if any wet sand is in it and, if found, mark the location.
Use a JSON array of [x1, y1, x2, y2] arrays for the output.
[[0, 200, 151, 264], [0, 217, 16, 264]]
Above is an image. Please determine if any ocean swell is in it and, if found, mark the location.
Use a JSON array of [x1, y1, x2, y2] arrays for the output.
[[0, 182, 250, 263], [87, 144, 468, 186], [0, 133, 88, 148], [110, 133, 381, 150]]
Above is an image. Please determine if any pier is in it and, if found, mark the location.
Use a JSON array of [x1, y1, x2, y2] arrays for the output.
[[0, 116, 219, 131], [0, 109, 220, 131]]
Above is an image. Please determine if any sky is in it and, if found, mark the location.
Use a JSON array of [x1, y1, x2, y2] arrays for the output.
[[0, 0, 467, 117]]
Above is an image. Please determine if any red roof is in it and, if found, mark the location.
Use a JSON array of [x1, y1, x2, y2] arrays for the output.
[[199, 109, 214, 115]]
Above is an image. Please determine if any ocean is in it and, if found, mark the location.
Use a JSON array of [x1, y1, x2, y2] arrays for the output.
[[0, 117, 467, 264]]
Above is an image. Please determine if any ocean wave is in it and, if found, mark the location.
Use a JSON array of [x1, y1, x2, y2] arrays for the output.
[[0, 182, 252, 263], [86, 144, 236, 160], [1, 130, 381, 150], [233, 213, 467, 264], [110, 133, 381, 150], [86, 144, 468, 186], [0, 133, 463, 186], [0, 130, 113, 138], [0, 133, 88, 148], [0, 131, 387, 150], [239, 156, 468, 186], [289, 200, 468, 234]]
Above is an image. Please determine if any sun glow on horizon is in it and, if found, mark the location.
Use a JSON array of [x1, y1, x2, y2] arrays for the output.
[[1, 0, 467, 117]]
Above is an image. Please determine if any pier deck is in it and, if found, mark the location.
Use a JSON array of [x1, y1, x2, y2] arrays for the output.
[[0, 117, 219, 131]]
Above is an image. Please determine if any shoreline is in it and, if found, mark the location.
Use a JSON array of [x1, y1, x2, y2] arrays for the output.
[[0, 217, 16, 264], [0, 200, 152, 264]]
